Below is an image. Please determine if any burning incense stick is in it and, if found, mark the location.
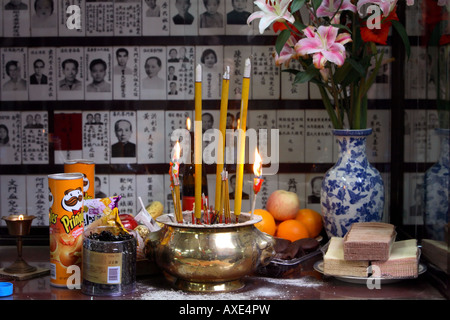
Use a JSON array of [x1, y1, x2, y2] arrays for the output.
[[194, 64, 203, 222], [234, 58, 251, 222], [215, 66, 230, 216]]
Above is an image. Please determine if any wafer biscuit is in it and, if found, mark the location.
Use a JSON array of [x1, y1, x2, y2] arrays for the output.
[[323, 237, 369, 277], [343, 222, 396, 261], [371, 239, 419, 278]]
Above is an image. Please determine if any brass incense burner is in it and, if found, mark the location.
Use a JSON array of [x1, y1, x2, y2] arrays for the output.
[[2, 215, 37, 274], [150, 211, 275, 292]]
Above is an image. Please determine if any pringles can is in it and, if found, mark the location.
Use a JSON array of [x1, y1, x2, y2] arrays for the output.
[[48, 173, 84, 288], [64, 159, 95, 199]]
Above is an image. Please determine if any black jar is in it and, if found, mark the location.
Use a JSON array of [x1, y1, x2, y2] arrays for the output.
[[81, 226, 136, 296]]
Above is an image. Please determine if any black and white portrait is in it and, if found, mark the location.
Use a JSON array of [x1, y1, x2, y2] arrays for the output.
[[85, 46, 113, 100], [197, 46, 223, 100], [113, 46, 140, 100], [28, 47, 56, 101], [111, 119, 136, 158], [30, 0, 57, 36], [30, 59, 48, 85], [308, 175, 323, 204], [3, 60, 27, 92], [140, 47, 166, 100], [170, 0, 197, 36], [200, 0, 224, 28]]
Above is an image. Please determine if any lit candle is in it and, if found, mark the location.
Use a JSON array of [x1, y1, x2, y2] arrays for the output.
[[251, 148, 263, 220], [194, 64, 203, 220], [234, 58, 251, 220], [215, 66, 230, 215], [2, 214, 36, 236], [186, 117, 193, 160], [186, 117, 191, 133], [171, 141, 183, 223], [185, 117, 196, 223]]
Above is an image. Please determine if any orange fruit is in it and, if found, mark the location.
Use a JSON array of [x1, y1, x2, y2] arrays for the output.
[[295, 208, 323, 238], [276, 219, 310, 242], [253, 209, 277, 236]]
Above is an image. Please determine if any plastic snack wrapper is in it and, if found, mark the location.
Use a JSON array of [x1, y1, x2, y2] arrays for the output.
[[135, 197, 164, 261], [83, 196, 128, 234], [84, 195, 122, 229], [129, 225, 149, 260], [135, 197, 162, 233]]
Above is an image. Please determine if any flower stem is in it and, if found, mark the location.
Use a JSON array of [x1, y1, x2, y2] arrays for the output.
[[282, 21, 302, 37], [329, 65, 342, 124], [318, 83, 341, 129]]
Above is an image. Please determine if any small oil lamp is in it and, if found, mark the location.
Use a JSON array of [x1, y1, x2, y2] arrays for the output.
[[2, 214, 37, 274]]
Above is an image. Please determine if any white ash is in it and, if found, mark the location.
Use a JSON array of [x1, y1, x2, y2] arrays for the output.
[[136, 276, 322, 300]]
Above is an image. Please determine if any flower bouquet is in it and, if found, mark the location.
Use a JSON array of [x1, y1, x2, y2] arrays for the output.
[[247, 0, 416, 129]]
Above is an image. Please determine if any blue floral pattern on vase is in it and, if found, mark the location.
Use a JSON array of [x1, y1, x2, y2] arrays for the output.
[[321, 129, 385, 238], [424, 128, 449, 241]]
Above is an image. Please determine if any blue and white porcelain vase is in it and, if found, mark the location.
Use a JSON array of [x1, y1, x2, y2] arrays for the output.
[[424, 128, 449, 241], [321, 129, 385, 238]]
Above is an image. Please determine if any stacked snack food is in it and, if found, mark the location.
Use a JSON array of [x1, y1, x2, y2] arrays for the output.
[[323, 237, 369, 277], [343, 222, 396, 261], [323, 222, 420, 279], [83, 195, 163, 270], [371, 239, 419, 279]]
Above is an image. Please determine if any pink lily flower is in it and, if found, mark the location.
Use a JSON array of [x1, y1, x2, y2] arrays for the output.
[[295, 25, 352, 69], [437, 0, 448, 7], [316, 0, 357, 19], [247, 0, 295, 34], [357, 0, 398, 17], [274, 36, 299, 66]]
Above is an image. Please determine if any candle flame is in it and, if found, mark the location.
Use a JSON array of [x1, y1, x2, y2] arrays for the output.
[[173, 140, 181, 161], [19, 215, 24, 220], [186, 117, 191, 131], [253, 148, 262, 177]]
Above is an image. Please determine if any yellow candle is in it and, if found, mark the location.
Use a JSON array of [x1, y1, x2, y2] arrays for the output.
[[214, 66, 230, 213], [194, 64, 202, 220], [234, 58, 251, 218]]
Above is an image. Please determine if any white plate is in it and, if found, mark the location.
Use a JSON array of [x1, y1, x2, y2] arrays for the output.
[[313, 260, 427, 285]]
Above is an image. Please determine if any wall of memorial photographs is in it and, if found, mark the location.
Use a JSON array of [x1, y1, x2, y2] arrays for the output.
[[0, 1, 439, 239], [401, 2, 447, 233]]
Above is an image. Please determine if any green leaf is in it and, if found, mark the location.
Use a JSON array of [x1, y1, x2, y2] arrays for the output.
[[346, 58, 366, 77], [275, 29, 291, 55], [333, 61, 352, 84], [362, 49, 384, 96], [311, 0, 322, 11], [281, 68, 301, 75], [429, 21, 444, 47], [340, 69, 362, 88], [331, 24, 352, 34], [318, 84, 341, 129], [290, 0, 306, 14], [391, 20, 410, 59], [293, 21, 307, 33], [293, 64, 318, 84]]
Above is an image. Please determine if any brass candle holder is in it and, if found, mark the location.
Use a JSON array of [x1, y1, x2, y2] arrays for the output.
[[2, 215, 37, 274]]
